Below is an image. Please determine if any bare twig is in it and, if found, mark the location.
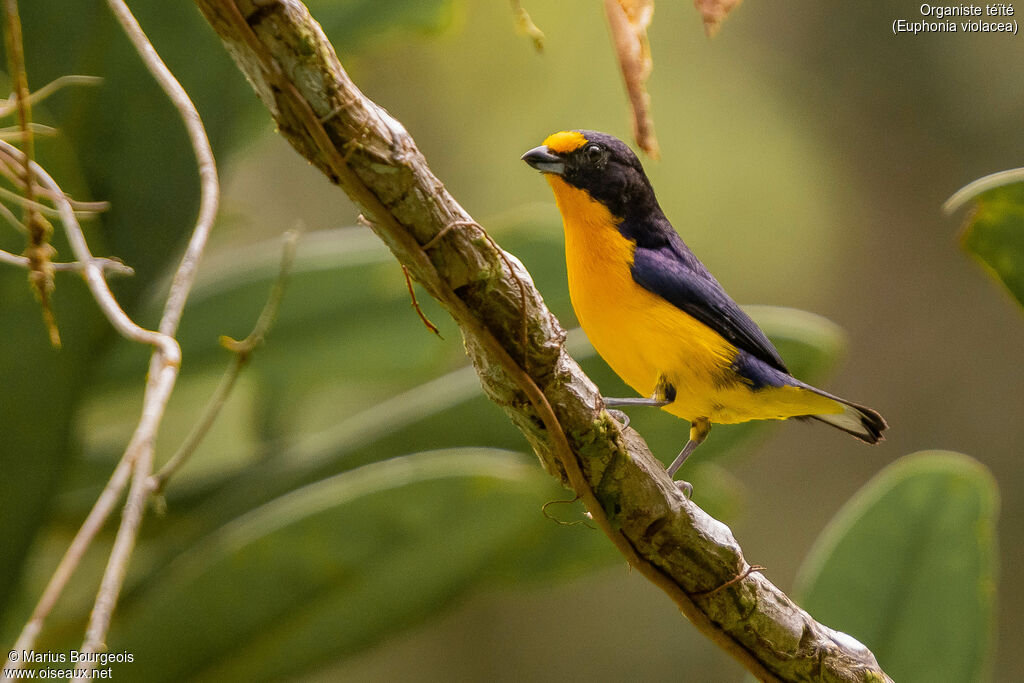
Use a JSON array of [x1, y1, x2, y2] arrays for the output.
[[68, 0, 221, 674], [0, 248, 134, 276], [359, 212, 443, 337], [0, 74, 103, 117], [5, 0, 219, 673], [51, 257, 131, 275], [400, 263, 442, 337], [5, 456, 136, 675], [0, 158, 111, 218], [0, 122, 57, 139], [3, 131, 186, 675], [102, 0, 219, 339], [693, 564, 766, 597], [77, 413, 159, 664], [0, 150, 112, 212], [0, 191, 106, 226], [59, 198, 111, 213], [1, 143, 178, 677], [0, 183, 68, 217], [0, 144, 179, 360], [151, 229, 299, 497], [0, 196, 25, 232]]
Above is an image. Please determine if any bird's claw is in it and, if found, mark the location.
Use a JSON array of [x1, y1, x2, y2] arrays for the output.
[[606, 408, 630, 429], [676, 480, 693, 499]]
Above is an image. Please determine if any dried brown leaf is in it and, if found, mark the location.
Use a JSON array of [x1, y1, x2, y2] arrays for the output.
[[511, 0, 545, 53], [694, 0, 743, 37], [604, 0, 659, 159]]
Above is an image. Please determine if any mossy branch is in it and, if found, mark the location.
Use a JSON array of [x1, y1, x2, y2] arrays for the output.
[[192, 2, 892, 680]]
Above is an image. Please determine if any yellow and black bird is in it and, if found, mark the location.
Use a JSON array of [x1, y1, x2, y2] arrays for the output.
[[522, 130, 886, 483]]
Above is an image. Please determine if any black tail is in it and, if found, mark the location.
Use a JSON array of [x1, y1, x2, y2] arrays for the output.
[[803, 387, 888, 444]]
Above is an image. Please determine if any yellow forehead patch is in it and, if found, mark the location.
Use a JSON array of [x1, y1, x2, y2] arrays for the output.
[[542, 130, 587, 154]]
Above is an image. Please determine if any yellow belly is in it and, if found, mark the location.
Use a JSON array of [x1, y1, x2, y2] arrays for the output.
[[548, 176, 840, 424]]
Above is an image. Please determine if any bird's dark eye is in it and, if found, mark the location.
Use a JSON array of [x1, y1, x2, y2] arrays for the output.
[[585, 144, 603, 162]]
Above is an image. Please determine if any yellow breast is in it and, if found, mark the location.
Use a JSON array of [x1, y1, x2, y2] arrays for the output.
[[546, 176, 742, 421]]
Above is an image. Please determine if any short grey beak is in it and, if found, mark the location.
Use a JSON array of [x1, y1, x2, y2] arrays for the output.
[[521, 146, 565, 175]]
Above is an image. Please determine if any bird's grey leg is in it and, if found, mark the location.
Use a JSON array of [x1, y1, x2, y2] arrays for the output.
[[667, 417, 711, 497], [603, 396, 668, 429], [603, 376, 675, 427], [602, 396, 671, 407]]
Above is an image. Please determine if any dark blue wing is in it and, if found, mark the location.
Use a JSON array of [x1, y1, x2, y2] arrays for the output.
[[630, 240, 789, 374]]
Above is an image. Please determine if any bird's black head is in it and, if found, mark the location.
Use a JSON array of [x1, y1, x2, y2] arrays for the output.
[[521, 130, 660, 221]]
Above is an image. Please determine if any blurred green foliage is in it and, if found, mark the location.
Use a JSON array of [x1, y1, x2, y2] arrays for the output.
[[796, 451, 999, 683], [111, 450, 598, 682], [958, 180, 1024, 308]]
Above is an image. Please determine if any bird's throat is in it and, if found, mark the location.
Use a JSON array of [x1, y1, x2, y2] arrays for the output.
[[545, 176, 633, 271]]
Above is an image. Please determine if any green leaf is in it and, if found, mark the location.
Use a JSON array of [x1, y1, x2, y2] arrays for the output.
[[795, 451, 999, 683], [956, 180, 1024, 308], [110, 449, 609, 681]]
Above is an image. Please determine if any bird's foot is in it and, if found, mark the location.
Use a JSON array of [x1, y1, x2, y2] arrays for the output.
[[676, 480, 693, 499], [605, 408, 630, 429]]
